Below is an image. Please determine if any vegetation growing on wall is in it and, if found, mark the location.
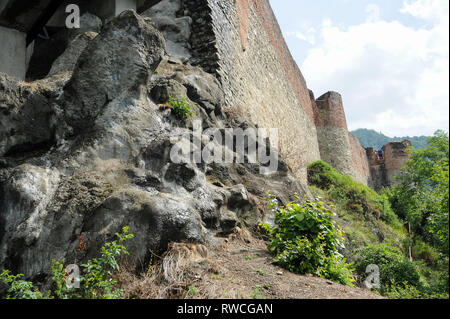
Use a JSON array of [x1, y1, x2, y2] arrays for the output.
[[307, 160, 402, 230], [168, 96, 195, 119]]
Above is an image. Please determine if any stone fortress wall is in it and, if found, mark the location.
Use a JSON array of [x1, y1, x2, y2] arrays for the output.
[[0, 0, 410, 188], [204, 0, 321, 182], [348, 132, 371, 185], [179, 0, 375, 185]]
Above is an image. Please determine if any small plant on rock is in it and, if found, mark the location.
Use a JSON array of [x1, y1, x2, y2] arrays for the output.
[[0, 271, 46, 299], [0, 226, 134, 299], [168, 96, 194, 119]]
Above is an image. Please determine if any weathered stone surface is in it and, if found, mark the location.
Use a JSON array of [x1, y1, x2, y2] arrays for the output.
[[48, 32, 98, 76], [142, 0, 192, 60], [0, 164, 62, 276], [349, 132, 371, 185], [366, 140, 411, 190], [67, 13, 103, 41], [0, 9, 308, 286], [59, 10, 165, 136], [150, 78, 187, 103], [0, 73, 54, 157], [173, 69, 224, 113], [315, 92, 356, 180], [81, 189, 210, 262]]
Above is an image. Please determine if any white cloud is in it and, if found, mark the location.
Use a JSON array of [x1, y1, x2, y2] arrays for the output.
[[301, 0, 449, 137], [365, 4, 381, 22], [401, 0, 449, 22], [287, 28, 316, 45]]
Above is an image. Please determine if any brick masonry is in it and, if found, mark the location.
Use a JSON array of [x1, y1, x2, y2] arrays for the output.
[[176, 0, 409, 187], [192, 0, 320, 183], [349, 132, 371, 185]]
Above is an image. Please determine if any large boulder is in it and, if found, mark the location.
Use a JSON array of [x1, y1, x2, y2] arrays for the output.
[[59, 10, 165, 136], [0, 74, 54, 157], [48, 32, 98, 76]]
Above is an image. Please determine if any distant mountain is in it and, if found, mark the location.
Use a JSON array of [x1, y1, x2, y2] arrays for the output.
[[350, 128, 429, 150]]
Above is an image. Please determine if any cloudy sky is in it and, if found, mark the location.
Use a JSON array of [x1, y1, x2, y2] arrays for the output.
[[269, 0, 449, 137]]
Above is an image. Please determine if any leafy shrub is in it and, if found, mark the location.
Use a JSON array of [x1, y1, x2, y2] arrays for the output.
[[168, 96, 194, 119], [78, 226, 134, 298], [0, 271, 46, 299], [354, 243, 421, 293], [385, 281, 449, 299], [412, 240, 440, 266], [307, 161, 401, 228], [0, 226, 134, 299], [263, 195, 355, 286]]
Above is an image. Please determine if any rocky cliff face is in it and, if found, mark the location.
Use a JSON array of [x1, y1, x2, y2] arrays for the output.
[[0, 10, 306, 286], [0, 1, 411, 290]]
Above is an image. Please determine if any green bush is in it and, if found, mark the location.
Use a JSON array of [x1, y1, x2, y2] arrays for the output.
[[0, 226, 134, 299], [354, 243, 421, 293], [263, 195, 355, 286], [168, 96, 194, 119], [307, 161, 401, 228], [412, 240, 440, 266], [307, 160, 339, 189], [385, 281, 449, 299], [0, 271, 47, 299]]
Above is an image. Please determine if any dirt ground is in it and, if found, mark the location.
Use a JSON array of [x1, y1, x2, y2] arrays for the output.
[[121, 229, 384, 299], [203, 232, 383, 299]]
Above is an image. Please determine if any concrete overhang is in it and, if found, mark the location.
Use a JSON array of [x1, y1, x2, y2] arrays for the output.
[[0, 0, 65, 44]]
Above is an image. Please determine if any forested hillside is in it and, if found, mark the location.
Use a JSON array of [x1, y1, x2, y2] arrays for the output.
[[351, 129, 429, 150]]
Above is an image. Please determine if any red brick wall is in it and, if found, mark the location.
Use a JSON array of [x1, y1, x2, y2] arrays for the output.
[[235, 0, 315, 121]]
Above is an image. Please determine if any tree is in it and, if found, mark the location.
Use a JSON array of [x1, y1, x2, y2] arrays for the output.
[[395, 130, 449, 256]]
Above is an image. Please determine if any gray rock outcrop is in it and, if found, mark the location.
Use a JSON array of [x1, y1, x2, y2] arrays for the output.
[[0, 10, 308, 288], [142, 0, 193, 61], [0, 73, 59, 158], [48, 32, 98, 76], [59, 10, 166, 136]]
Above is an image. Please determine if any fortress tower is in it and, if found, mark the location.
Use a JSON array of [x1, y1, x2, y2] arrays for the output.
[[313, 91, 355, 178]]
